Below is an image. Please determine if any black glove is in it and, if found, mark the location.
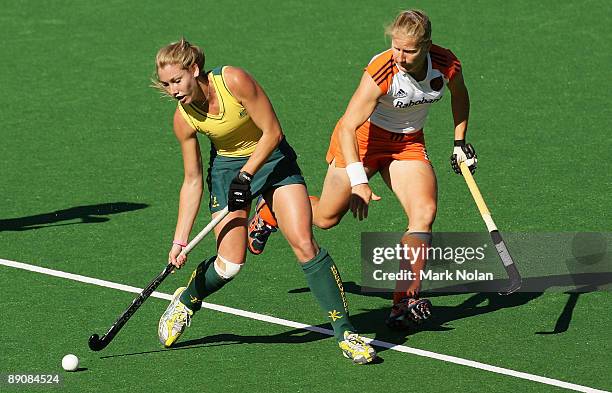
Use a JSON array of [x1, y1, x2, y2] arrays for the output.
[[228, 171, 252, 211], [450, 140, 477, 175]]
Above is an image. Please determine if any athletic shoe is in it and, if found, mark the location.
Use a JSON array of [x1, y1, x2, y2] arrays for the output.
[[247, 197, 277, 255], [386, 297, 432, 328], [158, 287, 193, 347], [338, 331, 377, 365]]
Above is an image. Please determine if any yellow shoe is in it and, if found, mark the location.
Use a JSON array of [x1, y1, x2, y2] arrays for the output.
[[338, 331, 377, 364], [158, 287, 194, 347]]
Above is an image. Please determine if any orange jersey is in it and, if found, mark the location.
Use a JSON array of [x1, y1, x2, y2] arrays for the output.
[[365, 44, 461, 134]]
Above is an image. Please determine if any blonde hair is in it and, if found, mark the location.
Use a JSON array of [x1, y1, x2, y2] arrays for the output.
[[152, 38, 205, 92], [385, 10, 431, 43]]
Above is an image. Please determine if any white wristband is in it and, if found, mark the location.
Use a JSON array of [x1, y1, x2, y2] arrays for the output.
[[346, 162, 368, 187]]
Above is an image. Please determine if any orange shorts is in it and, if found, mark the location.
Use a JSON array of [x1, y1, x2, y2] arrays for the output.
[[325, 119, 430, 171]]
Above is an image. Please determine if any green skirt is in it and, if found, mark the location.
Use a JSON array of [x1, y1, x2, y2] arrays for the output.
[[206, 137, 306, 213]]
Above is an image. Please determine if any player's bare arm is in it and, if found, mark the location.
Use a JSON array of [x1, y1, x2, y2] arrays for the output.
[[448, 70, 477, 174], [224, 66, 284, 176], [338, 71, 382, 220], [448, 69, 470, 141], [171, 109, 203, 267]]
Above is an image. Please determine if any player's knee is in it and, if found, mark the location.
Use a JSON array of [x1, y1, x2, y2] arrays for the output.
[[289, 239, 318, 262], [214, 255, 243, 280], [410, 203, 437, 230], [422, 203, 437, 224], [313, 215, 340, 230]]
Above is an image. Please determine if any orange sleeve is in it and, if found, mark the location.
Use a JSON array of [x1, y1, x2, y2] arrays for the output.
[[364, 49, 397, 94], [429, 44, 462, 81]]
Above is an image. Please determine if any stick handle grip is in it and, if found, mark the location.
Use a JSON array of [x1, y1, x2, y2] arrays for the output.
[[459, 163, 490, 215], [180, 207, 230, 256], [460, 163, 497, 232]]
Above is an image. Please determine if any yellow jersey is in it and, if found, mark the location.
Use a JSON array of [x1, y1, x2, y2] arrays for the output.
[[177, 66, 262, 157]]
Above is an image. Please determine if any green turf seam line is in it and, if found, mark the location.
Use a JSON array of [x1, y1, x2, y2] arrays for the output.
[[0, 258, 609, 393]]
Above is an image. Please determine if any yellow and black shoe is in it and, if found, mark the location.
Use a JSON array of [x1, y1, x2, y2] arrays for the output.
[[338, 331, 377, 365], [158, 287, 194, 347]]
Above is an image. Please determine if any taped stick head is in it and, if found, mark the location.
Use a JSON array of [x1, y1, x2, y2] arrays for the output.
[[498, 260, 522, 295], [498, 278, 522, 295], [88, 334, 104, 351]]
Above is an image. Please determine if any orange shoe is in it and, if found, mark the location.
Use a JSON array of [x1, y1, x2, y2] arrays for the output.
[[247, 196, 278, 255]]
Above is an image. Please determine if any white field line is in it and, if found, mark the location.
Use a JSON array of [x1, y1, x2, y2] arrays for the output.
[[0, 258, 609, 393]]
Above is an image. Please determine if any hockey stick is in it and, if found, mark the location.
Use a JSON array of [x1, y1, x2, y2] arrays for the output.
[[459, 163, 522, 295], [88, 206, 230, 351]]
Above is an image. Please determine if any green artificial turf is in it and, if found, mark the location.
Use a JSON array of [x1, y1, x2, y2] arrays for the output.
[[1, 1, 610, 392]]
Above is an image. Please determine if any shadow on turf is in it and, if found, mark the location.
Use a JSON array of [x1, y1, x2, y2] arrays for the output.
[[0, 202, 149, 231], [101, 273, 610, 359], [173, 331, 334, 351], [174, 332, 386, 365], [99, 342, 239, 359], [101, 334, 386, 365], [101, 293, 547, 359], [99, 331, 387, 364], [289, 272, 611, 348]]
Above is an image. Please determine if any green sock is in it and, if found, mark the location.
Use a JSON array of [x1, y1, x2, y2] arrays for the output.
[[180, 256, 230, 312], [302, 248, 355, 341]]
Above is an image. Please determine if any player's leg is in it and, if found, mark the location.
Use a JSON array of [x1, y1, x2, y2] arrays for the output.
[[248, 118, 378, 254], [310, 117, 379, 227], [380, 159, 437, 327], [248, 162, 347, 254], [159, 156, 250, 347], [266, 184, 315, 260], [248, 160, 376, 254], [268, 183, 376, 364], [158, 209, 249, 346], [312, 160, 378, 229], [179, 209, 248, 309], [311, 161, 352, 229]]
